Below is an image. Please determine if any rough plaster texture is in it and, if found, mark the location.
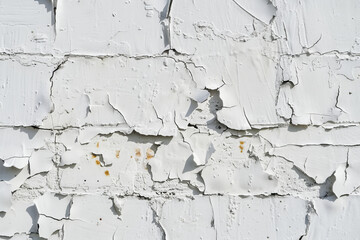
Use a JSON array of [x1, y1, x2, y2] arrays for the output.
[[1, 0, 360, 239]]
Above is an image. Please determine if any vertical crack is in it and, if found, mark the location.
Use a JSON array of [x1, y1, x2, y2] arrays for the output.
[[209, 197, 218, 240], [162, 0, 174, 50], [52, 0, 58, 37], [150, 204, 167, 240], [299, 201, 316, 239], [49, 58, 68, 113], [242, 108, 252, 129], [46, 59, 68, 136], [335, 85, 346, 113], [345, 148, 350, 181]]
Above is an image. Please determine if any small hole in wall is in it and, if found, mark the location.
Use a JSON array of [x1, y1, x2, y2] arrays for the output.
[[83, 179, 86, 182], [349, 92, 352, 95], [99, 218, 102, 221]]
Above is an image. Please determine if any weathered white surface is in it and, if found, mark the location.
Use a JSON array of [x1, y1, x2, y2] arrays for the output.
[[273, 0, 360, 54], [0, 57, 58, 126], [0, 0, 54, 54], [1, 0, 360, 239], [63, 195, 162, 240], [0, 182, 11, 213], [306, 196, 360, 239], [210, 196, 308, 240], [158, 197, 216, 239], [55, 0, 169, 56], [276, 55, 360, 125]]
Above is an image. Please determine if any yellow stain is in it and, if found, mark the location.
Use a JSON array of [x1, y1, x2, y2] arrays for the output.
[[146, 148, 154, 160], [135, 148, 141, 157]]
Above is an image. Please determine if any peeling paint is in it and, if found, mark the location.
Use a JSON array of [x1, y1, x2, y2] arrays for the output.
[[1, 0, 360, 238]]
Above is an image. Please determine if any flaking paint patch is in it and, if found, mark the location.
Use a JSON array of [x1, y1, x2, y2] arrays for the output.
[[43, 56, 207, 136]]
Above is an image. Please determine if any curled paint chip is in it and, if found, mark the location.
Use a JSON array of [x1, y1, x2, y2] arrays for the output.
[[148, 134, 194, 182], [0, 201, 38, 237]]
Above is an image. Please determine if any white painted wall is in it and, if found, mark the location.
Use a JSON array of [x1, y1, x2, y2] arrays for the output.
[[1, 0, 360, 239]]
